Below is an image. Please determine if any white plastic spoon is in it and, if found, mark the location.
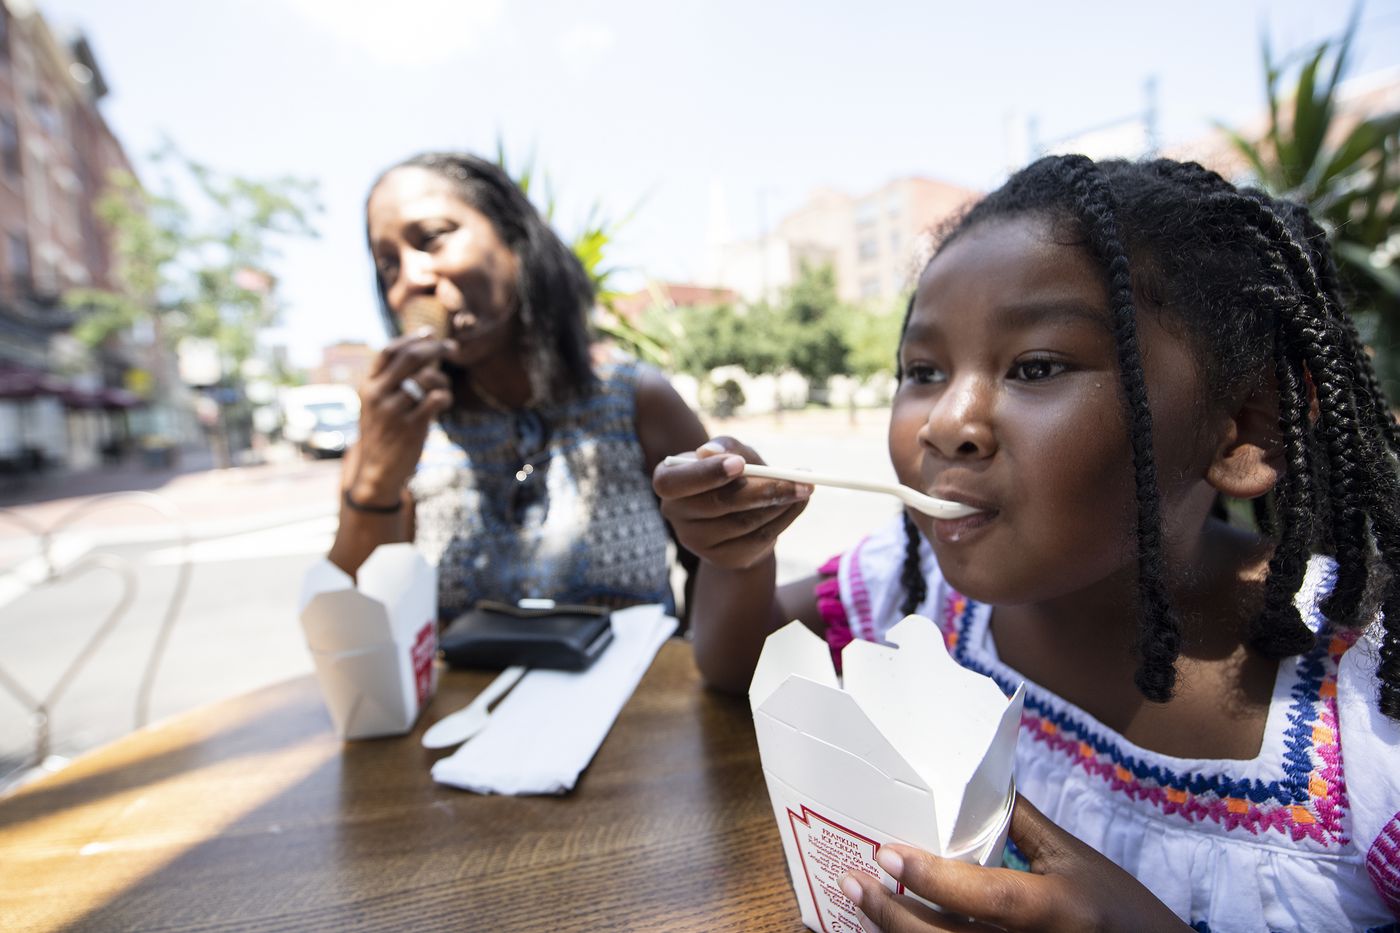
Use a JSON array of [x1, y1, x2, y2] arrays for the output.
[[662, 453, 982, 520], [421, 665, 527, 749]]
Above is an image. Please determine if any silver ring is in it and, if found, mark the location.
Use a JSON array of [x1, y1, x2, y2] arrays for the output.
[[400, 377, 426, 402]]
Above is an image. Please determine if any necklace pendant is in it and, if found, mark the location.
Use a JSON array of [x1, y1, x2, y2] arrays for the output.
[[515, 463, 534, 483]]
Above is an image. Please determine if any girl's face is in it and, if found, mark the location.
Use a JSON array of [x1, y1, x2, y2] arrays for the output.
[[367, 166, 522, 368], [889, 213, 1221, 608]]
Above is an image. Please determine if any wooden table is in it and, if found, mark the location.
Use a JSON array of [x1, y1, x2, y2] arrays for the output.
[[0, 641, 804, 932]]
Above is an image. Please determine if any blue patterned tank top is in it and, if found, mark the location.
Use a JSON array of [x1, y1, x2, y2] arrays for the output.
[[408, 359, 672, 621]]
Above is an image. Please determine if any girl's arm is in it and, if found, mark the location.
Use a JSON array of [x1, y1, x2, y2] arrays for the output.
[[687, 560, 823, 694], [653, 437, 818, 694]]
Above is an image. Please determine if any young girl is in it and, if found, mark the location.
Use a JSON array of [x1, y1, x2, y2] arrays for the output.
[[654, 156, 1400, 931]]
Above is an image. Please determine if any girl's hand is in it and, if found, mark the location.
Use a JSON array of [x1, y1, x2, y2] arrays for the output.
[[348, 329, 454, 505], [653, 437, 811, 571], [840, 795, 1189, 933]]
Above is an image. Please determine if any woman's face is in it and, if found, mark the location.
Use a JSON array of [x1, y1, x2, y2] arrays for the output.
[[367, 166, 522, 367], [888, 213, 1222, 609]]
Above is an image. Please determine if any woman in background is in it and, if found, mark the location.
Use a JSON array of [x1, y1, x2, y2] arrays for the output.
[[329, 151, 707, 620]]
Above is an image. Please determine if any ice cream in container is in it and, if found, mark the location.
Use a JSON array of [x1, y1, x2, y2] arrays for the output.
[[749, 615, 1024, 932], [299, 543, 439, 739]]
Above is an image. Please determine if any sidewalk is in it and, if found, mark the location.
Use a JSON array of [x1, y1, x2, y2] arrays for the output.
[[0, 445, 342, 550]]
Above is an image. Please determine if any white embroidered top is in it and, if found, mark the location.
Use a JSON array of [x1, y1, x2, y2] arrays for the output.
[[815, 516, 1400, 932]]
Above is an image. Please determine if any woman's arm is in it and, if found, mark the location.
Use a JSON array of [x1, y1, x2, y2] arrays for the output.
[[327, 331, 452, 578], [633, 366, 710, 475], [328, 441, 415, 577], [633, 367, 711, 621]]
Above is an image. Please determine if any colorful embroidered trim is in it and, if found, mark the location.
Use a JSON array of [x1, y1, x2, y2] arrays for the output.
[[846, 536, 876, 642], [816, 555, 852, 669], [943, 591, 1357, 846], [1367, 811, 1400, 915]]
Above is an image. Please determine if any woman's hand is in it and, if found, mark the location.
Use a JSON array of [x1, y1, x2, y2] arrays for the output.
[[652, 437, 811, 570], [348, 329, 455, 505], [839, 795, 1189, 933]]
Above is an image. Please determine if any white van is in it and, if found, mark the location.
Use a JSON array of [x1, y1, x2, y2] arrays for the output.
[[281, 384, 361, 458]]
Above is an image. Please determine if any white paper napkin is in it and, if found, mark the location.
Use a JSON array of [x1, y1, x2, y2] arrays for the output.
[[430, 603, 677, 795]]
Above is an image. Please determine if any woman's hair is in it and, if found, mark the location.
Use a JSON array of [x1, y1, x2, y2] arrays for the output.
[[367, 151, 596, 401], [895, 154, 1400, 720]]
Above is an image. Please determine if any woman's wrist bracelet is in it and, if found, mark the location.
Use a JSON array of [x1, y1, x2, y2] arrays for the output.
[[343, 488, 403, 514]]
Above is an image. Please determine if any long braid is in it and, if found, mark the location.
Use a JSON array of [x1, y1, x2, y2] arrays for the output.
[[1252, 343, 1318, 655], [893, 292, 930, 618], [1286, 202, 1400, 452], [1144, 159, 1400, 710], [1230, 204, 1373, 623], [1062, 156, 1181, 702], [1142, 160, 1385, 651], [1364, 512, 1400, 717], [1152, 162, 1373, 625], [899, 512, 927, 616]]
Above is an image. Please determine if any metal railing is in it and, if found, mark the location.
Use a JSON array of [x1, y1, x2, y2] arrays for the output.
[[0, 491, 191, 787]]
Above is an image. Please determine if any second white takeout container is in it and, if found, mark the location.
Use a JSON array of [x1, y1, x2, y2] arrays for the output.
[[299, 543, 439, 740], [750, 615, 1025, 933]]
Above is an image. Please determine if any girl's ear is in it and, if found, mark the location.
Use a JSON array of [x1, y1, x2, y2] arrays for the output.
[[1205, 385, 1284, 500]]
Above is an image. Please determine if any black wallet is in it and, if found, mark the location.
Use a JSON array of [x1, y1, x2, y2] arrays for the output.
[[439, 601, 614, 671]]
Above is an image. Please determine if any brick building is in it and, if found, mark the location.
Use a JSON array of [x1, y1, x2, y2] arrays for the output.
[[0, 0, 139, 471], [709, 177, 978, 306]]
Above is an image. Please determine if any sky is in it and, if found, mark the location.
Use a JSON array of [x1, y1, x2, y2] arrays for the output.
[[29, 0, 1400, 368]]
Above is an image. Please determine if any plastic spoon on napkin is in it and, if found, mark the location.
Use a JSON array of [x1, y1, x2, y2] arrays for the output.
[[661, 453, 982, 520], [422, 665, 527, 749]]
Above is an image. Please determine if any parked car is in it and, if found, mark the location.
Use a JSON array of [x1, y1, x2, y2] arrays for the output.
[[282, 384, 360, 459]]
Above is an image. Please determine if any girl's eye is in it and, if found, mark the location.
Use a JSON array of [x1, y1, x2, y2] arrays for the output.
[[1009, 358, 1068, 381], [902, 363, 946, 386]]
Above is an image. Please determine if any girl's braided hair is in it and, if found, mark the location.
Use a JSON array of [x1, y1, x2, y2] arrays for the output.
[[895, 154, 1400, 719]]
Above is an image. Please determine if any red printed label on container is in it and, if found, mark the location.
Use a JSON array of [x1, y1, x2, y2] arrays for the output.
[[410, 621, 436, 708], [788, 805, 901, 933]]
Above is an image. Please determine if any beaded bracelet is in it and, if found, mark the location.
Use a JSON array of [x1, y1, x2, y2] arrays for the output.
[[342, 488, 403, 514]]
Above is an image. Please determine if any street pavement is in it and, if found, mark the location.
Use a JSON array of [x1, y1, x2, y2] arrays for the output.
[[0, 408, 898, 789]]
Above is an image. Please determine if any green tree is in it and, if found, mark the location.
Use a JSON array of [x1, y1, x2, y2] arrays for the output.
[[844, 294, 906, 385], [780, 262, 850, 399], [1222, 14, 1400, 394], [495, 140, 672, 367], [841, 292, 906, 419], [65, 147, 319, 379]]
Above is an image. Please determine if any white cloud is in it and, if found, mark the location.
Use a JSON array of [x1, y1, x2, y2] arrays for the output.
[[556, 23, 616, 69], [284, 0, 505, 66]]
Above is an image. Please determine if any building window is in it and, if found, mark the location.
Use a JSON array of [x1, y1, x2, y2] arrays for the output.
[[0, 115, 18, 179], [855, 198, 878, 228], [29, 92, 62, 137], [7, 232, 30, 288], [887, 191, 903, 216], [890, 231, 901, 254], [860, 277, 881, 299], [858, 237, 878, 261]]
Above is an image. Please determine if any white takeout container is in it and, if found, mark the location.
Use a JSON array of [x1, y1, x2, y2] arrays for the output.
[[298, 543, 439, 740], [750, 616, 1025, 933]]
